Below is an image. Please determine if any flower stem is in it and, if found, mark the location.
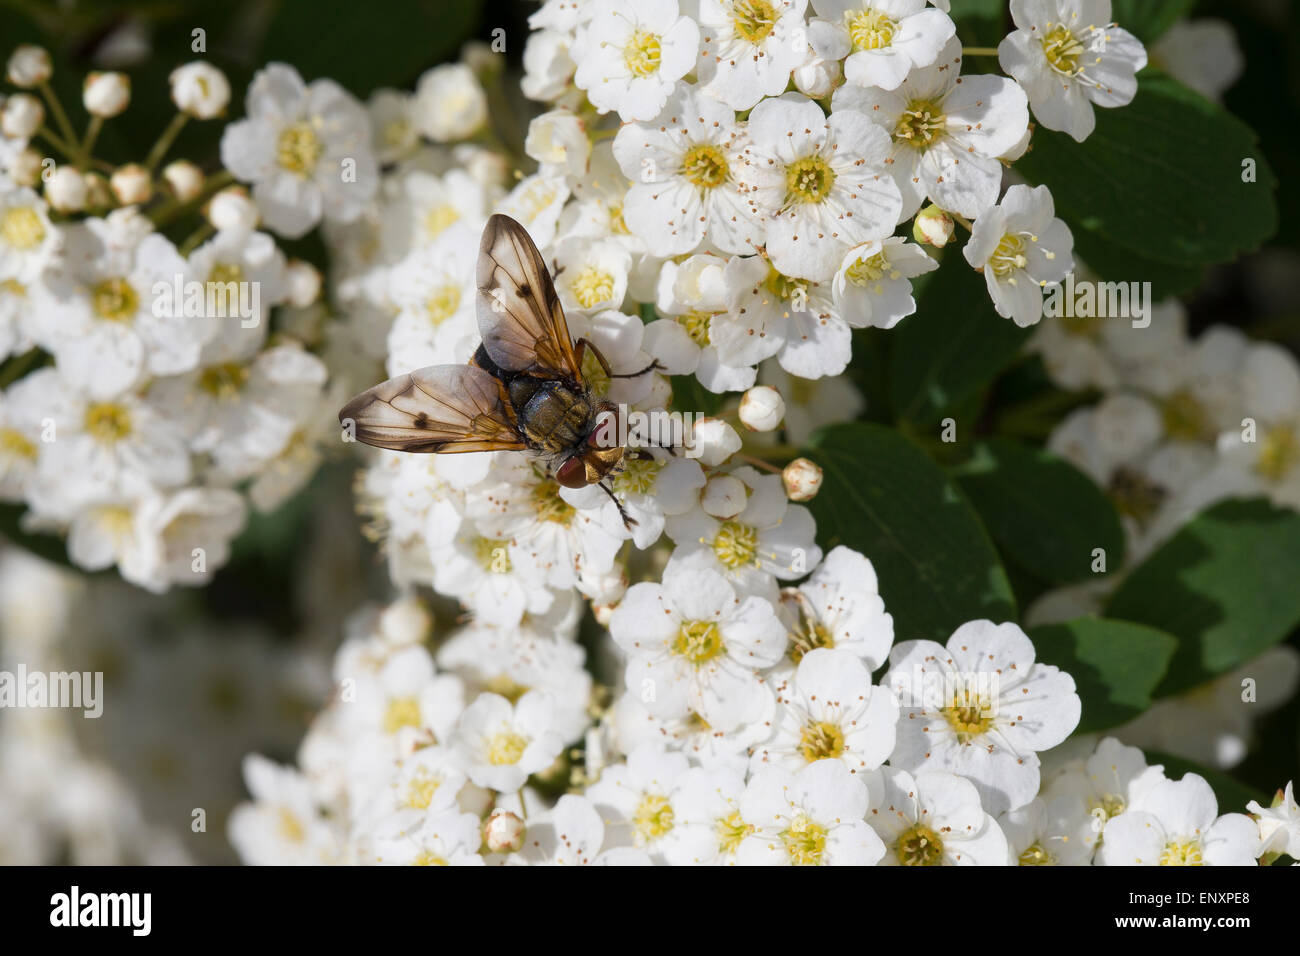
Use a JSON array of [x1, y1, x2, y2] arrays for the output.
[[178, 222, 215, 256], [144, 112, 189, 174], [79, 115, 103, 167], [37, 80, 79, 150], [148, 168, 235, 228], [35, 126, 78, 161]]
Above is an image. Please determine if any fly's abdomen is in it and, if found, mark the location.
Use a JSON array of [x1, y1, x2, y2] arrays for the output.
[[518, 383, 591, 454]]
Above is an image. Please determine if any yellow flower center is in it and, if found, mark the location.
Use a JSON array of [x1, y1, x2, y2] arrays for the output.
[[199, 361, 250, 399], [1041, 24, 1085, 76], [681, 143, 730, 189], [1161, 389, 1210, 442], [571, 266, 616, 309], [475, 536, 512, 573], [1089, 793, 1126, 821], [763, 265, 808, 304], [896, 823, 944, 865], [716, 810, 754, 854], [83, 402, 132, 443], [942, 688, 993, 743], [623, 29, 663, 77], [1108, 466, 1166, 528], [1159, 838, 1204, 866], [91, 277, 139, 322], [1256, 423, 1298, 482], [0, 206, 45, 250], [0, 427, 37, 461], [634, 794, 675, 842], [426, 283, 462, 325], [799, 720, 845, 762], [613, 456, 663, 495], [403, 767, 443, 810], [732, 0, 778, 44], [845, 250, 893, 287], [672, 619, 724, 664], [894, 99, 946, 149], [1059, 310, 1104, 338], [781, 814, 828, 865], [383, 696, 422, 734], [989, 233, 1028, 278], [278, 808, 305, 843], [277, 121, 323, 177], [677, 310, 713, 347], [424, 203, 460, 238], [487, 730, 528, 766], [413, 851, 449, 866], [785, 155, 836, 204], [712, 520, 758, 568], [532, 477, 576, 523], [1019, 843, 1055, 865], [485, 674, 530, 703], [847, 8, 897, 51]]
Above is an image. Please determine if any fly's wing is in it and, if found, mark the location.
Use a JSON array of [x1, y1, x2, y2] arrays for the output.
[[337, 364, 526, 454], [476, 213, 583, 382]]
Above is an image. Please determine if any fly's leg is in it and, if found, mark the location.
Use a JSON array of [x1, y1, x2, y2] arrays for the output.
[[574, 338, 663, 379], [599, 480, 637, 530]]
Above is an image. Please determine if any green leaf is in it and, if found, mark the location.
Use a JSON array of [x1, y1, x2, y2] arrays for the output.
[[1069, 226, 1206, 302], [953, 438, 1125, 584], [1111, 0, 1196, 43], [1106, 499, 1300, 696], [890, 254, 1034, 424], [1028, 618, 1177, 733], [0, 503, 75, 571], [1017, 72, 1278, 267], [804, 423, 1016, 644], [1144, 751, 1269, 813]]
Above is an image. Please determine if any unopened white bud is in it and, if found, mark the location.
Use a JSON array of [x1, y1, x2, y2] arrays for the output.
[[793, 58, 839, 98], [169, 61, 231, 119], [692, 418, 743, 467], [913, 204, 954, 248], [738, 385, 785, 432], [8, 148, 43, 187], [6, 45, 51, 88], [44, 165, 87, 212], [2, 93, 44, 139], [378, 596, 430, 646], [207, 187, 258, 232], [109, 163, 152, 205], [782, 457, 823, 502], [82, 172, 111, 210], [162, 160, 204, 201], [83, 72, 131, 117], [701, 474, 748, 520], [285, 259, 322, 308], [483, 809, 525, 853]]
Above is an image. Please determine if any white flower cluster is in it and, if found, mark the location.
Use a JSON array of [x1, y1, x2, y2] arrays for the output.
[[0, 53, 341, 591]]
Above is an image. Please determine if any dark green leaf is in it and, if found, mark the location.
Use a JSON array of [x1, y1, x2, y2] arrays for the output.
[[805, 423, 1016, 643], [0, 503, 74, 570], [1112, 0, 1196, 43], [1029, 618, 1177, 732], [890, 253, 1034, 424], [1017, 72, 1277, 267], [953, 438, 1125, 584], [1069, 225, 1206, 301], [1106, 499, 1300, 696]]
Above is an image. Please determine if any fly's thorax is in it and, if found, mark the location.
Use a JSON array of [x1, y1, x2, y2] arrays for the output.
[[514, 378, 593, 454]]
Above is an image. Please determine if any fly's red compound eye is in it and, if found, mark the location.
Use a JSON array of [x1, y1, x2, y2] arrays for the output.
[[555, 456, 587, 488]]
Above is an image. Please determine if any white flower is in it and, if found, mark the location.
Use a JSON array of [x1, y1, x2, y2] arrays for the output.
[[870, 768, 1009, 865], [609, 554, 787, 728], [553, 236, 631, 313], [451, 691, 566, 793], [129, 488, 247, 592], [778, 545, 894, 670], [751, 648, 899, 775], [507, 794, 652, 865], [0, 382, 42, 500], [525, 108, 591, 179], [384, 225, 479, 374], [380, 168, 488, 257], [1249, 782, 1300, 861], [612, 86, 763, 257], [738, 759, 885, 865], [413, 63, 487, 141], [370, 809, 485, 866], [647, 254, 756, 393], [574, 0, 699, 121], [757, 361, 865, 444], [228, 754, 339, 865], [587, 744, 691, 860], [998, 796, 1096, 865], [741, 93, 901, 282], [665, 465, 822, 595], [884, 619, 1081, 815], [963, 184, 1074, 327], [696, 0, 811, 111], [832, 38, 1029, 220], [522, 29, 577, 103], [1150, 18, 1243, 105], [832, 236, 937, 329], [998, 0, 1147, 143], [0, 184, 58, 284], [1041, 735, 1167, 853], [1099, 773, 1259, 866], [366, 89, 418, 165], [169, 61, 230, 119], [561, 450, 705, 550], [220, 63, 377, 238], [813, 0, 956, 90]]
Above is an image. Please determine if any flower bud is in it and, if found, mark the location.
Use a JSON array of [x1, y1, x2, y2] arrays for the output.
[[483, 810, 525, 853], [691, 418, 742, 467], [44, 165, 87, 212], [82, 171, 112, 211], [9, 148, 43, 187], [701, 474, 747, 520], [6, 45, 51, 88], [1, 93, 44, 139], [378, 596, 430, 646], [83, 72, 130, 117], [782, 457, 823, 502], [738, 385, 785, 432], [169, 61, 231, 119], [207, 186, 258, 232], [913, 204, 954, 248], [285, 259, 322, 308], [109, 163, 152, 205], [162, 160, 204, 201], [793, 58, 839, 98], [414, 63, 487, 142]]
